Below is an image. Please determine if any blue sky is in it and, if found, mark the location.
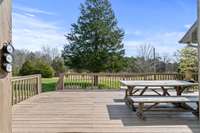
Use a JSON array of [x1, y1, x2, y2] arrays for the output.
[[13, 0, 196, 57]]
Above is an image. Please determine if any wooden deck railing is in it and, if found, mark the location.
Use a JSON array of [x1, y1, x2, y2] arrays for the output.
[[11, 74, 42, 105], [56, 73, 198, 90]]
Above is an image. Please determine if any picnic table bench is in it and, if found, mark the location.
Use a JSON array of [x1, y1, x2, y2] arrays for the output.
[[127, 96, 199, 120]]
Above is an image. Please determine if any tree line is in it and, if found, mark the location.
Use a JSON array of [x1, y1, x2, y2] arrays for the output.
[[13, 44, 196, 78], [13, 46, 65, 78]]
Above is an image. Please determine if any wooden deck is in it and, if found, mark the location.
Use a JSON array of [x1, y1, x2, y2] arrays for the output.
[[12, 91, 200, 133]]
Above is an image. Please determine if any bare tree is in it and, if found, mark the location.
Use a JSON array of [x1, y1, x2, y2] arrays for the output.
[[13, 49, 30, 75], [137, 44, 154, 61], [162, 53, 171, 64], [41, 45, 60, 65], [136, 44, 158, 73]]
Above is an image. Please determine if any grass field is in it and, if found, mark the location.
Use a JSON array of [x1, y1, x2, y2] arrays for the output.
[[42, 77, 197, 92], [42, 78, 58, 92], [42, 77, 121, 92]]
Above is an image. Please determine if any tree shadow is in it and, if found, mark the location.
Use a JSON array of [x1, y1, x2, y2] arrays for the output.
[[107, 104, 200, 132]]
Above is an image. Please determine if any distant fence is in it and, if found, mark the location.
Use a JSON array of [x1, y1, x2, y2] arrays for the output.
[[11, 74, 42, 105], [56, 73, 198, 90]]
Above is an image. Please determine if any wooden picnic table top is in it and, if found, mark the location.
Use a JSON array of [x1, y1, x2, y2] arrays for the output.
[[120, 80, 198, 87]]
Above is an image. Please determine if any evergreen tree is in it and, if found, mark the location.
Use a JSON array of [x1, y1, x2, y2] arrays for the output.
[[62, 0, 125, 72]]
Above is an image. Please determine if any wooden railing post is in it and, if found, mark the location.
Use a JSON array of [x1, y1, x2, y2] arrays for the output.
[[37, 74, 42, 93], [154, 74, 156, 80], [0, 0, 12, 132], [56, 73, 65, 90], [93, 74, 99, 87]]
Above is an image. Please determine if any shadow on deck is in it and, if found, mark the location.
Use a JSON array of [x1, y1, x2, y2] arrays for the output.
[[12, 91, 200, 133]]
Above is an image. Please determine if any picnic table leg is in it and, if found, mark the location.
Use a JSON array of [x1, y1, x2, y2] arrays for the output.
[[146, 86, 170, 112], [130, 100, 136, 112], [197, 102, 199, 119], [139, 86, 148, 96], [124, 97, 136, 112], [125, 86, 135, 108], [125, 89, 128, 99], [151, 89, 162, 96], [192, 102, 199, 118], [173, 86, 184, 107], [161, 86, 170, 96], [176, 86, 185, 96], [136, 103, 145, 120], [175, 86, 197, 112], [128, 86, 135, 96], [125, 86, 134, 99]]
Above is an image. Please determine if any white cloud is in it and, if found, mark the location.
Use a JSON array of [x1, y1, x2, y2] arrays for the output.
[[126, 30, 142, 36], [14, 4, 56, 16], [184, 24, 191, 29], [13, 9, 66, 52], [124, 31, 185, 57], [24, 13, 35, 17]]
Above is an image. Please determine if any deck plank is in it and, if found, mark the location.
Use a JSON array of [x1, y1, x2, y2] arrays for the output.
[[12, 91, 200, 133]]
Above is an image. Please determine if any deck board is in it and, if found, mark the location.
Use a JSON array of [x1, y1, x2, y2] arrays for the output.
[[12, 91, 200, 133]]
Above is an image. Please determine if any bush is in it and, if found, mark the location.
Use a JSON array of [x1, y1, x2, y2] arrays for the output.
[[19, 60, 54, 78], [19, 60, 35, 75], [36, 61, 54, 78]]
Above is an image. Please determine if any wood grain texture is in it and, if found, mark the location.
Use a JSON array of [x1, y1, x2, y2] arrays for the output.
[[0, 0, 12, 133], [128, 96, 198, 103], [120, 80, 198, 87], [12, 91, 200, 133], [11, 75, 42, 105]]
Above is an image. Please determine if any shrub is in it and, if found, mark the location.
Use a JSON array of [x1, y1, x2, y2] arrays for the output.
[[36, 61, 54, 78], [19, 60, 54, 78], [19, 60, 35, 75]]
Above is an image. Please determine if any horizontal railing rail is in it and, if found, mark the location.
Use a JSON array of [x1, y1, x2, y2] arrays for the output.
[[56, 73, 197, 90], [11, 74, 42, 105]]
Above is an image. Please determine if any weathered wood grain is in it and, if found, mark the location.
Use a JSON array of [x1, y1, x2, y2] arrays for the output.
[[12, 91, 200, 133], [0, 0, 12, 133], [120, 80, 198, 87], [11, 75, 42, 105], [129, 96, 198, 103]]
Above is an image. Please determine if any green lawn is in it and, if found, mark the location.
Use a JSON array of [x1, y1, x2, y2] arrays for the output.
[[42, 78, 58, 92], [42, 77, 121, 92], [39, 77, 200, 92]]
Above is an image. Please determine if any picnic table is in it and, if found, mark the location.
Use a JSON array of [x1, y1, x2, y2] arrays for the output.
[[120, 80, 199, 120], [121, 80, 198, 98]]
